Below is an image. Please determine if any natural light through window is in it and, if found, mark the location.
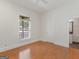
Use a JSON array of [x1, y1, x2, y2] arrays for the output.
[[19, 15, 31, 40]]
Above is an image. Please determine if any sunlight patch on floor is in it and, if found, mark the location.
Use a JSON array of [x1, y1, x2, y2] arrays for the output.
[[19, 48, 31, 59]]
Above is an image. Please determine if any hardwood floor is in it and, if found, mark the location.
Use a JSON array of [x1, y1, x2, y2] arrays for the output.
[[0, 41, 79, 59], [69, 48, 79, 59]]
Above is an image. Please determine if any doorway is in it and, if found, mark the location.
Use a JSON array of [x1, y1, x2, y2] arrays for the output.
[[69, 17, 79, 48]]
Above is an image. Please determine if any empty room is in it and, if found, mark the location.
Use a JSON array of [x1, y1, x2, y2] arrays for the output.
[[0, 0, 79, 59]]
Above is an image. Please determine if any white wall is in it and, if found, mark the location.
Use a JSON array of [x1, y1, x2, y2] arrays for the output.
[[1, 0, 79, 51], [41, 0, 79, 47], [0, 0, 40, 51]]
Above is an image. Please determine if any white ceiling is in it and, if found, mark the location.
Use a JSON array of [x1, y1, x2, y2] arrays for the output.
[[8, 0, 70, 13]]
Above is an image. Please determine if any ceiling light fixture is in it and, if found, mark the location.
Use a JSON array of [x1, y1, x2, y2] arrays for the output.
[[30, 0, 48, 7], [32, 0, 48, 4], [41, 0, 48, 4]]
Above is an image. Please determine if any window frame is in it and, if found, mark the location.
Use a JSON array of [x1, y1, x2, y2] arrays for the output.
[[19, 15, 31, 40]]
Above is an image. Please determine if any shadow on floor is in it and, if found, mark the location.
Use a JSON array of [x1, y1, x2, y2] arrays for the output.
[[70, 43, 79, 49]]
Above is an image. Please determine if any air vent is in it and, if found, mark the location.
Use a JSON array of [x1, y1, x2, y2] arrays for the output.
[[0, 56, 8, 59]]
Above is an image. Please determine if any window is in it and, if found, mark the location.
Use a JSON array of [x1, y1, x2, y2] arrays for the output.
[[19, 15, 31, 39]]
